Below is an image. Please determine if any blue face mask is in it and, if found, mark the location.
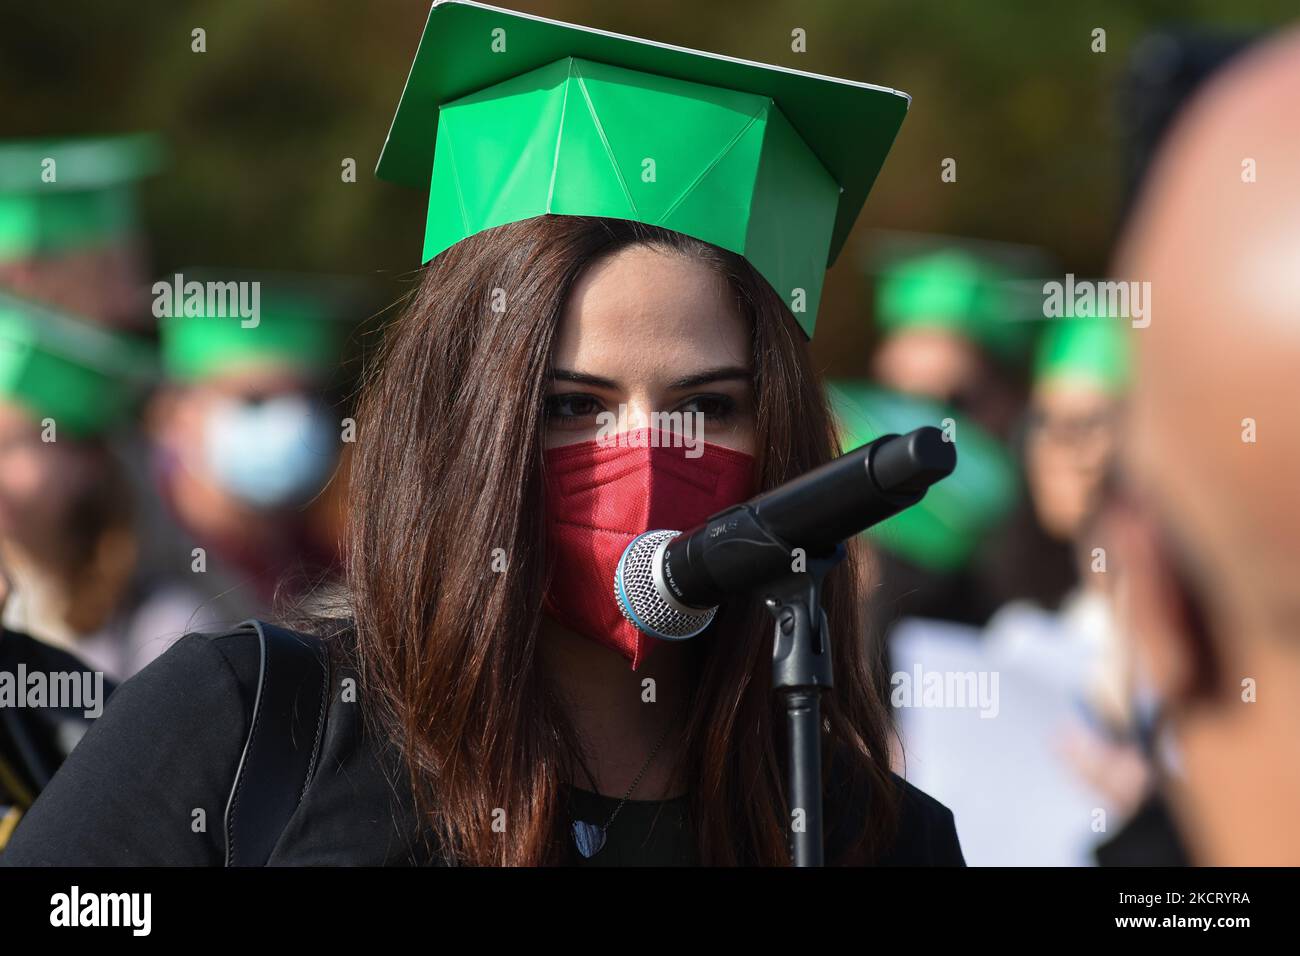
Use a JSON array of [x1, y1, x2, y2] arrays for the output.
[[203, 393, 338, 509]]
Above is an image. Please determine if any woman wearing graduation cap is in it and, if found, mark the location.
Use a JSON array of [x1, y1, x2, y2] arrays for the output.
[[2, 2, 963, 866]]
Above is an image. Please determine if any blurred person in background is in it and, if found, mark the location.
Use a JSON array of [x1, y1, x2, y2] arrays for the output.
[[145, 275, 357, 624], [997, 314, 1151, 828], [0, 130, 239, 681], [0, 290, 207, 680], [888, 313, 1139, 865], [0, 135, 159, 331], [0, 560, 115, 853], [871, 241, 1082, 618], [1018, 312, 1131, 698], [1096, 26, 1300, 866], [0, 291, 150, 853], [872, 245, 1034, 442], [1024, 314, 1128, 547]]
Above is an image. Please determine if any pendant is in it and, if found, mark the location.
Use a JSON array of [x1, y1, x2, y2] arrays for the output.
[[572, 820, 607, 859]]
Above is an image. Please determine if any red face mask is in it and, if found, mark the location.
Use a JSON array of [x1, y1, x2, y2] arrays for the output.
[[542, 428, 757, 670]]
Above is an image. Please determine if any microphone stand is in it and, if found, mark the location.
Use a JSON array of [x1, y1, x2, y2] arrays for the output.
[[641, 428, 954, 864], [762, 545, 845, 867]]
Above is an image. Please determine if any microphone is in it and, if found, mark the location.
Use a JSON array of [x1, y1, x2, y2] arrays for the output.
[[614, 427, 956, 641]]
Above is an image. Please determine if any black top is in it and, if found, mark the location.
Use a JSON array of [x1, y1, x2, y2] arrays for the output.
[[1094, 791, 1190, 867], [1, 628, 116, 845], [2, 627, 965, 866]]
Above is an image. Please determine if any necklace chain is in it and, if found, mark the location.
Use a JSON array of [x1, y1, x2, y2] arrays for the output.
[[572, 704, 684, 832]]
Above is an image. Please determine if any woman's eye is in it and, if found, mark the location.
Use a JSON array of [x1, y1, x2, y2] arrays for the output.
[[677, 394, 737, 421], [544, 394, 604, 420]]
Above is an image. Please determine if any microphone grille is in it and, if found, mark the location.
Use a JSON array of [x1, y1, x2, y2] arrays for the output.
[[615, 530, 717, 641]]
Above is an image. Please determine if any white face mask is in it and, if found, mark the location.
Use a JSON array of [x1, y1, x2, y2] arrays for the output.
[[202, 393, 338, 509]]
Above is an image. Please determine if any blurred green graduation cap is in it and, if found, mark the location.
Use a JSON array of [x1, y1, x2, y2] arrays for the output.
[[869, 231, 1055, 367], [0, 134, 162, 262], [0, 289, 155, 437], [829, 381, 1017, 572], [156, 270, 369, 383], [1034, 308, 1131, 395], [376, 0, 909, 338]]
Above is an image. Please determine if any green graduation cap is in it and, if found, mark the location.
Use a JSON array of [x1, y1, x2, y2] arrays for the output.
[[868, 232, 1058, 367], [156, 271, 364, 383], [829, 381, 1017, 572], [0, 134, 161, 262], [875, 247, 1040, 365], [1034, 313, 1130, 395], [376, 0, 909, 338], [0, 290, 154, 437]]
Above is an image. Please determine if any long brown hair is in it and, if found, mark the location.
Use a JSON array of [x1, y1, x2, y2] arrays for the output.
[[345, 214, 898, 865]]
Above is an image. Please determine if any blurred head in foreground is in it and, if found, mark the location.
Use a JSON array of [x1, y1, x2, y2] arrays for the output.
[[1110, 28, 1300, 865]]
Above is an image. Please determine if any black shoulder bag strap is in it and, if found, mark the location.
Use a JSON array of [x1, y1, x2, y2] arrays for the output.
[[222, 619, 330, 867]]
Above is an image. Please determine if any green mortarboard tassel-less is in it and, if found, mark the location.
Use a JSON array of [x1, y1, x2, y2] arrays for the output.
[[0, 290, 155, 437], [876, 248, 1034, 365], [0, 134, 161, 262], [828, 381, 1017, 573], [157, 282, 348, 383], [1033, 314, 1130, 395], [376, 0, 909, 338]]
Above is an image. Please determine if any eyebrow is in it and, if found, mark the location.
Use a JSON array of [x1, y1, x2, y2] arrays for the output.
[[550, 369, 619, 389], [669, 365, 752, 389], [549, 365, 752, 390]]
